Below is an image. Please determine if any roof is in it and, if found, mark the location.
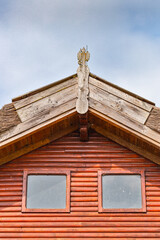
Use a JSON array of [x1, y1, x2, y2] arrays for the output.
[[0, 49, 159, 166]]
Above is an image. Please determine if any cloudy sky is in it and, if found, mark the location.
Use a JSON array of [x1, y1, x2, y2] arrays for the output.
[[0, 0, 160, 108]]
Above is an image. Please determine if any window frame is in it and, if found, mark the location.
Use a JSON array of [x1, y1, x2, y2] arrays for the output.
[[98, 169, 146, 213], [22, 169, 70, 213]]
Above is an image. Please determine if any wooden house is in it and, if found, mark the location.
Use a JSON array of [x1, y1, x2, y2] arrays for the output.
[[0, 47, 160, 239]]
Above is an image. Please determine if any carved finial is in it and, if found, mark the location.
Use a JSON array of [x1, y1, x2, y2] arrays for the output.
[[77, 47, 90, 66], [76, 47, 90, 114]]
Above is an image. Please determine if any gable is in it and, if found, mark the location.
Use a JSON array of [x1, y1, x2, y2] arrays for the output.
[[0, 48, 159, 166]]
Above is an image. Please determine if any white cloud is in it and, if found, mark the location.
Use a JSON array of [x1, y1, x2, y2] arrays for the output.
[[0, 0, 160, 107]]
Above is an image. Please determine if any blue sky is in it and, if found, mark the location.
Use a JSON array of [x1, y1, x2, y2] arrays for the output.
[[0, 0, 160, 108]]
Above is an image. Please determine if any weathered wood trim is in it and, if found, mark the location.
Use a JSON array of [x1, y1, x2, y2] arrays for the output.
[[89, 73, 155, 107], [0, 108, 77, 147], [0, 100, 76, 143], [79, 113, 89, 141], [89, 109, 160, 165], [76, 48, 90, 114], [16, 85, 77, 122], [146, 107, 160, 133], [12, 74, 77, 102], [14, 77, 77, 111], [89, 99, 160, 145], [0, 111, 79, 166], [89, 83, 150, 124]]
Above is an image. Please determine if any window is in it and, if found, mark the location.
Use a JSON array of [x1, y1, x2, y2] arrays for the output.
[[98, 169, 146, 213], [22, 170, 70, 213]]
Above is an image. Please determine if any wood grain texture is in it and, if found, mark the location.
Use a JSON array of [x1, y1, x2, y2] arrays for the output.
[[0, 103, 21, 134], [89, 83, 149, 124], [13, 77, 77, 111], [12, 74, 77, 102], [0, 99, 76, 143], [89, 76, 154, 112], [0, 130, 160, 239], [16, 84, 77, 122], [89, 99, 160, 145], [89, 74, 155, 107], [146, 107, 160, 133]]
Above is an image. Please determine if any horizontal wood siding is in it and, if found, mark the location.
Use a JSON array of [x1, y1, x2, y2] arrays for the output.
[[0, 130, 160, 239]]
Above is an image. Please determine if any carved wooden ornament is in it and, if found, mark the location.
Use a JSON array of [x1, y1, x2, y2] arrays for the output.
[[76, 47, 90, 114]]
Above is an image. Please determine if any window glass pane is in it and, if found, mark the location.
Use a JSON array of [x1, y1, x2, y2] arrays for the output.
[[102, 175, 142, 209], [27, 175, 66, 209]]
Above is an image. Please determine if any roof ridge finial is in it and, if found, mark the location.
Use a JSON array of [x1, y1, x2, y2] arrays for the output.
[[76, 47, 90, 115], [77, 47, 90, 66]]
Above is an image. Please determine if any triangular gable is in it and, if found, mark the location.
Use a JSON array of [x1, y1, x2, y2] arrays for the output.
[[0, 49, 159, 166]]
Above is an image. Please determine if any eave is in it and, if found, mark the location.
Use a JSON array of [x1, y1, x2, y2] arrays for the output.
[[0, 110, 79, 165], [89, 109, 160, 165]]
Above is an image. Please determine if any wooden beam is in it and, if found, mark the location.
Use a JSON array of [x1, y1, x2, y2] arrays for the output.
[[89, 83, 150, 124], [13, 77, 77, 110], [16, 85, 77, 122], [79, 113, 89, 141], [76, 48, 90, 114], [0, 100, 76, 144], [89, 74, 155, 107], [89, 99, 160, 145], [12, 74, 77, 102]]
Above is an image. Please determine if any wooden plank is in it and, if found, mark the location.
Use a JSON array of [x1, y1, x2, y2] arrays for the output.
[[12, 74, 77, 102], [89, 83, 149, 124], [1, 221, 160, 227], [2, 226, 160, 233], [89, 76, 154, 112], [71, 197, 98, 202], [0, 238, 159, 240], [0, 232, 160, 238], [89, 99, 160, 146], [14, 77, 77, 110], [16, 84, 77, 122], [0, 99, 76, 144]]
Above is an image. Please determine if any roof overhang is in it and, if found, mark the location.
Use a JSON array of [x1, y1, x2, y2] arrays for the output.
[[0, 110, 79, 165], [0, 72, 159, 166], [0, 107, 159, 166], [89, 109, 160, 165]]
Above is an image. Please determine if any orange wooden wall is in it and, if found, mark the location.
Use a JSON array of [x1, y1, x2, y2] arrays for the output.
[[0, 130, 160, 239]]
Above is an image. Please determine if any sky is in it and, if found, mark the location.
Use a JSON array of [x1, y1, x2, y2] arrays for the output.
[[0, 0, 160, 108]]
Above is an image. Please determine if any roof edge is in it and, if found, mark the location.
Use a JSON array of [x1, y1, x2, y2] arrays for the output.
[[12, 72, 155, 107], [12, 73, 77, 102], [89, 73, 155, 106]]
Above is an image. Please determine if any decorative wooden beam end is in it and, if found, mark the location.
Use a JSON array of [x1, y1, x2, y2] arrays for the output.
[[79, 112, 89, 141]]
